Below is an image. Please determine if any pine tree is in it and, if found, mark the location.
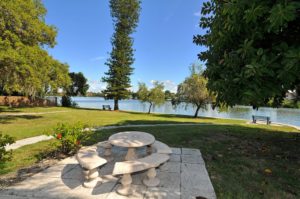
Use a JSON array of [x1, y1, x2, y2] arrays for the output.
[[102, 0, 141, 110]]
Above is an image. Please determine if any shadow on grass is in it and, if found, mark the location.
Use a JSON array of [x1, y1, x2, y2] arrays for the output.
[[66, 106, 220, 120], [119, 110, 219, 119], [0, 106, 21, 113], [0, 115, 43, 124], [0, 105, 58, 113], [107, 119, 202, 126], [84, 120, 300, 147]]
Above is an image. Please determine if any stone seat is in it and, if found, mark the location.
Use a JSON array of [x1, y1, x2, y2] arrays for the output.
[[112, 153, 170, 196], [151, 140, 172, 154], [96, 141, 111, 148], [96, 141, 113, 160], [76, 146, 107, 188]]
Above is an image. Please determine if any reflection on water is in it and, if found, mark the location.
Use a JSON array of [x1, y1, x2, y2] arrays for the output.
[[71, 97, 300, 127]]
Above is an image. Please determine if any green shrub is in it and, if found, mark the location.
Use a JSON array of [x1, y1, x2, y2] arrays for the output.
[[0, 133, 15, 163], [282, 99, 300, 108], [52, 123, 90, 155], [61, 95, 77, 107]]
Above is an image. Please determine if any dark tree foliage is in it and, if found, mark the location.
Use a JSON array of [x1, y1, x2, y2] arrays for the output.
[[102, 0, 141, 110], [67, 72, 89, 96], [194, 0, 300, 108]]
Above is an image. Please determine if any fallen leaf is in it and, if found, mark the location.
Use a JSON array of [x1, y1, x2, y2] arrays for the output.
[[264, 168, 272, 174]]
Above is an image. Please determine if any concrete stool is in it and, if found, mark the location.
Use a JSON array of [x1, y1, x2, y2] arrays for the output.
[[112, 153, 170, 196], [76, 147, 107, 188]]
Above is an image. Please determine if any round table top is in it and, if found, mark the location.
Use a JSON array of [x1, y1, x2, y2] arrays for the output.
[[108, 131, 155, 148]]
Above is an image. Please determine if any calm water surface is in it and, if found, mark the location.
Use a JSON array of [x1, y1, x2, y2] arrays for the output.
[[71, 97, 300, 127]]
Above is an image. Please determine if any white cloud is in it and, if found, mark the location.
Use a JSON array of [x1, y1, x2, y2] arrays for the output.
[[150, 80, 157, 85], [162, 80, 178, 93], [90, 56, 105, 62], [194, 11, 201, 17], [87, 80, 107, 92], [150, 80, 177, 93]]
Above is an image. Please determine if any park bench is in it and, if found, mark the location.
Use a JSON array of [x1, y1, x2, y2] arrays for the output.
[[75, 146, 107, 188], [102, 105, 112, 111], [252, 115, 271, 125], [150, 140, 172, 154], [112, 153, 170, 196]]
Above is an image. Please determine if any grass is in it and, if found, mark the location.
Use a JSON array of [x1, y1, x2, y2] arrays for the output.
[[0, 140, 58, 176], [0, 106, 298, 140], [0, 106, 299, 198]]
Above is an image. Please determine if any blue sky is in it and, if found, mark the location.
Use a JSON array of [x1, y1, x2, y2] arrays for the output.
[[43, 0, 206, 92]]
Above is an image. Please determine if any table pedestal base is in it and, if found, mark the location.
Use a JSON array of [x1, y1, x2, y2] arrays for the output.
[[117, 174, 132, 196], [143, 168, 160, 187], [83, 168, 101, 188], [125, 148, 137, 161]]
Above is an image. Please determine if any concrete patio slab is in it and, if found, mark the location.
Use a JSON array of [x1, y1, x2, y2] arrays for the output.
[[181, 154, 205, 164], [169, 154, 181, 162], [171, 147, 181, 155], [0, 147, 216, 199], [182, 148, 201, 156]]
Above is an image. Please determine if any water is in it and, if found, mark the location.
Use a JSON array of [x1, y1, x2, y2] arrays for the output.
[[71, 97, 300, 127]]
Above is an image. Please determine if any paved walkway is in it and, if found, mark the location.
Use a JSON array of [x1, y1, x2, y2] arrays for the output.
[[0, 147, 216, 199], [5, 135, 53, 150]]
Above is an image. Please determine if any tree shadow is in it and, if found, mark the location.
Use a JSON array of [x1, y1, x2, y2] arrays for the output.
[[61, 164, 82, 189], [0, 106, 21, 113], [84, 120, 300, 146], [0, 115, 43, 124], [119, 110, 219, 120]]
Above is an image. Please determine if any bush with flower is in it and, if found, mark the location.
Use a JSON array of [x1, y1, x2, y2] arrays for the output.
[[52, 123, 90, 155]]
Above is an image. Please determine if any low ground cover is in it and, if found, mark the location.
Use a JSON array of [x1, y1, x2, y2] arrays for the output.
[[0, 106, 299, 198]]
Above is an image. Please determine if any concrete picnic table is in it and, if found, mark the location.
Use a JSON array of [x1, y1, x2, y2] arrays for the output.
[[108, 131, 155, 161]]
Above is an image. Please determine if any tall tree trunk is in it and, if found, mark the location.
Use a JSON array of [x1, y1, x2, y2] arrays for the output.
[[194, 105, 201, 118], [148, 102, 152, 114], [114, 99, 119, 110]]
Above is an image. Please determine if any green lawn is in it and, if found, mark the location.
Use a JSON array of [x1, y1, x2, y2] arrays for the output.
[[0, 106, 299, 198], [0, 106, 298, 140]]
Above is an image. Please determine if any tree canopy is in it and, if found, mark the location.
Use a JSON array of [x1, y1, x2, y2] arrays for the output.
[[137, 82, 165, 114], [102, 0, 141, 110], [164, 90, 175, 100], [194, 0, 300, 108], [173, 67, 211, 118], [0, 0, 70, 97], [67, 72, 89, 96]]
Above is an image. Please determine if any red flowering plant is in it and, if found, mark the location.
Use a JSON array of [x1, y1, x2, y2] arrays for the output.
[[52, 123, 90, 155]]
